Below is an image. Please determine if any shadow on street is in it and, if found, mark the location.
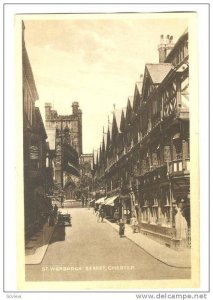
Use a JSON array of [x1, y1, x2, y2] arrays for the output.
[[49, 225, 66, 244]]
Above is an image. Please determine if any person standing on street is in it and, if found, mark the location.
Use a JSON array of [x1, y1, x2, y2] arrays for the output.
[[81, 195, 85, 207], [49, 206, 55, 226], [130, 214, 138, 233], [119, 219, 125, 237], [100, 208, 105, 222], [114, 209, 119, 224], [85, 196, 88, 208], [53, 204, 58, 220], [97, 209, 100, 222]]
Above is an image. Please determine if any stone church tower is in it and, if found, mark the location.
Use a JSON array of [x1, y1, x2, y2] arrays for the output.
[[44, 101, 82, 156]]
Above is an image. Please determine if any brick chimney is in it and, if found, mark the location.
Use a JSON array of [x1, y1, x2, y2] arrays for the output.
[[166, 35, 174, 57], [158, 34, 166, 63], [158, 34, 174, 63]]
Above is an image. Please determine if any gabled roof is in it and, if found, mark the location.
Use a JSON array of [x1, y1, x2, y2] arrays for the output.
[[135, 81, 143, 95], [103, 130, 107, 147], [133, 81, 143, 112], [35, 107, 47, 139], [114, 109, 122, 133], [165, 28, 188, 63], [23, 44, 39, 101], [122, 107, 127, 118], [120, 108, 126, 133], [93, 149, 98, 164], [146, 63, 173, 84], [109, 122, 113, 137], [128, 96, 134, 108]]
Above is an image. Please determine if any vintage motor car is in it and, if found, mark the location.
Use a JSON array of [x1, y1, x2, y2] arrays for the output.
[[57, 211, 72, 226]]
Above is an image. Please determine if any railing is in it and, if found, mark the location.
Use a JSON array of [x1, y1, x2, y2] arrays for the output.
[[135, 164, 167, 181]]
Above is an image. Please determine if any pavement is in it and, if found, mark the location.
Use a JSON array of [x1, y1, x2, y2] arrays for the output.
[[25, 209, 191, 268], [25, 222, 55, 265], [104, 219, 191, 269]]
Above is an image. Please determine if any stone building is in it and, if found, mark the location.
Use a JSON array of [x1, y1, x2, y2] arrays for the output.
[[44, 102, 81, 200], [45, 102, 82, 156], [23, 22, 51, 238], [94, 29, 190, 249]]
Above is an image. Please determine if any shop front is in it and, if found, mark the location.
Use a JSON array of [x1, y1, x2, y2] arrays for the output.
[[104, 195, 119, 221], [171, 176, 190, 248], [119, 194, 132, 224], [139, 185, 175, 245]]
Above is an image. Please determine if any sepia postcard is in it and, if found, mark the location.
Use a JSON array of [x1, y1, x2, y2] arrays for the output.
[[15, 12, 200, 291]]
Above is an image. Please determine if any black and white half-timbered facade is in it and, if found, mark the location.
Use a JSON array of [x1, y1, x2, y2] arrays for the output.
[[93, 29, 190, 249]]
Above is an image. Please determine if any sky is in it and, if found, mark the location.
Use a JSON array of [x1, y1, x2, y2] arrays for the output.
[[24, 14, 188, 153]]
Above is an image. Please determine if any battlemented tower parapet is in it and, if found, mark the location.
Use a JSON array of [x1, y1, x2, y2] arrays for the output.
[[44, 101, 82, 155]]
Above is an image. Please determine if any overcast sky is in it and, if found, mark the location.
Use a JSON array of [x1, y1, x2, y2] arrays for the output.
[[24, 14, 188, 153]]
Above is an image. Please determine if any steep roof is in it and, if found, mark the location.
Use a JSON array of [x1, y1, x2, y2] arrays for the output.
[[128, 96, 134, 108], [165, 28, 188, 63], [35, 107, 47, 139], [93, 149, 98, 164], [103, 130, 107, 147], [119, 108, 126, 133], [23, 43, 39, 101], [122, 107, 127, 118], [114, 109, 122, 133], [136, 81, 143, 95], [146, 63, 173, 84], [109, 122, 113, 137]]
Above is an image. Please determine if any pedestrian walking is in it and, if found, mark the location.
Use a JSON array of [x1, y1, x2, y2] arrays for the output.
[[87, 198, 90, 210], [49, 210, 55, 226], [130, 215, 138, 233], [85, 197, 88, 208], [53, 204, 58, 220], [97, 210, 100, 222], [100, 208, 105, 222], [95, 205, 99, 216], [81, 195, 85, 207], [119, 219, 125, 237]]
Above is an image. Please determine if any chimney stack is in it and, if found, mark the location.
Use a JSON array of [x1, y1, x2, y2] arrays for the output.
[[158, 34, 174, 63], [158, 34, 166, 63], [166, 34, 174, 57]]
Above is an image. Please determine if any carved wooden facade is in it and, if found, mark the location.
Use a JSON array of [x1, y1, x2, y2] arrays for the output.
[[94, 29, 190, 249]]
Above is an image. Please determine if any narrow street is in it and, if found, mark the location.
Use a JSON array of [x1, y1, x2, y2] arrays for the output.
[[25, 207, 191, 281]]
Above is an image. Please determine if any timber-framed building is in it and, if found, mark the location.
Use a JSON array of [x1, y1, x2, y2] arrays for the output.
[[93, 30, 190, 249]]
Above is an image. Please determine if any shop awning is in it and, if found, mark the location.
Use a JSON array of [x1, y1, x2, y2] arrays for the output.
[[104, 195, 119, 206], [173, 133, 181, 140], [95, 197, 106, 204], [67, 162, 80, 177]]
